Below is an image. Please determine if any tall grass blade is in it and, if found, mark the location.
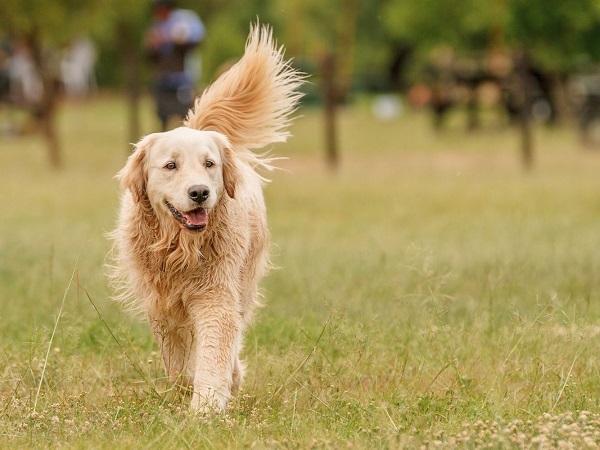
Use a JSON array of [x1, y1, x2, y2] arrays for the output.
[[33, 252, 80, 412]]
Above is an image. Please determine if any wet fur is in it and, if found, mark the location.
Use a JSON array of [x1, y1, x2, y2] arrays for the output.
[[107, 24, 303, 412]]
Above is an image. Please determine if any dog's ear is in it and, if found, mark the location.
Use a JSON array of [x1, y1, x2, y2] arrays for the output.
[[222, 146, 240, 199], [117, 134, 157, 203], [212, 132, 239, 199]]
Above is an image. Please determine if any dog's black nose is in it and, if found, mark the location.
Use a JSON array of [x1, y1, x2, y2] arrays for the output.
[[188, 185, 210, 204]]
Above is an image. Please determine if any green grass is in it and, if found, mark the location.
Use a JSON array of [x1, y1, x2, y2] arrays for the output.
[[1, 96, 599, 448]]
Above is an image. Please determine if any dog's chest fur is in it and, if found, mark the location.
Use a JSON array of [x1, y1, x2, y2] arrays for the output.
[[128, 195, 254, 314]]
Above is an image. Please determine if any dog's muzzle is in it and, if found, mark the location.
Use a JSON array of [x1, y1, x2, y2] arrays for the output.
[[166, 201, 208, 231]]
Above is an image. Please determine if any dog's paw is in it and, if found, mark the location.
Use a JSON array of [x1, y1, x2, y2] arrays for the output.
[[190, 388, 228, 414]]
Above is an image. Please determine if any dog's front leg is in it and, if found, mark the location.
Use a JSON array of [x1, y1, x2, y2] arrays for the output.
[[149, 313, 194, 387], [188, 297, 241, 413]]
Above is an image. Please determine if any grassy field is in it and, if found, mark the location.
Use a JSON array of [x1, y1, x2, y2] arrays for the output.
[[1, 96, 599, 448]]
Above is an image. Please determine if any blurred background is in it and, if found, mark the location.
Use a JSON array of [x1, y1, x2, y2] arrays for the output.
[[2, 0, 600, 168]]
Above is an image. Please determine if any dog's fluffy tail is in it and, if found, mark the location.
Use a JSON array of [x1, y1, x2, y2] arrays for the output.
[[185, 23, 304, 162]]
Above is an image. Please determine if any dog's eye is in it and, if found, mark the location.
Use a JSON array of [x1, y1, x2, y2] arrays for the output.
[[205, 160, 215, 168], [165, 162, 177, 170]]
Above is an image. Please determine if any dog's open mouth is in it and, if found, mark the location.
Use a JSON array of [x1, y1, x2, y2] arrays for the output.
[[166, 202, 208, 231]]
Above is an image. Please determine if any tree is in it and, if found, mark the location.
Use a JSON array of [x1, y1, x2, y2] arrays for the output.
[[505, 0, 600, 123], [95, 0, 149, 148], [380, 0, 600, 168], [271, 0, 359, 170], [0, 0, 103, 168], [382, 0, 493, 58]]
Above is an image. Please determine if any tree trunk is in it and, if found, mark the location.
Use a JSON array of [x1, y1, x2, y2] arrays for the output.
[[118, 21, 142, 151], [29, 31, 62, 169], [40, 106, 61, 168], [318, 0, 357, 171], [548, 72, 572, 125], [515, 49, 533, 171], [321, 53, 338, 171], [336, 0, 358, 102]]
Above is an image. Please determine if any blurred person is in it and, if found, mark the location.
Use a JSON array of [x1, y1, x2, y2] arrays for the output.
[[61, 36, 97, 98], [7, 37, 43, 108], [145, 0, 205, 130]]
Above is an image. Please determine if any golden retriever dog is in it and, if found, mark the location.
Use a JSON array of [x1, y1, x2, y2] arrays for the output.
[[107, 24, 303, 412]]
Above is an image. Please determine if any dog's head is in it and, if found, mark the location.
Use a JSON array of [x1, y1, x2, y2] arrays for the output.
[[118, 127, 239, 232]]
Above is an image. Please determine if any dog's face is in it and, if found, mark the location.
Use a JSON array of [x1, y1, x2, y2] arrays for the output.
[[119, 127, 238, 232]]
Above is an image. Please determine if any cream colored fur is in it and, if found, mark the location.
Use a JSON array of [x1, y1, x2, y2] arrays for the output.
[[107, 24, 303, 412]]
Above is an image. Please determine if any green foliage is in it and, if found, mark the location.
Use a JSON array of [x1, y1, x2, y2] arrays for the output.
[[0, 0, 103, 45], [381, 0, 600, 76], [506, 0, 600, 72], [382, 0, 493, 55], [199, 14, 255, 85], [5, 0, 600, 92]]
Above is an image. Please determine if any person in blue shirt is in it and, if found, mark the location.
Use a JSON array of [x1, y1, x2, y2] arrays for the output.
[[145, 0, 205, 130]]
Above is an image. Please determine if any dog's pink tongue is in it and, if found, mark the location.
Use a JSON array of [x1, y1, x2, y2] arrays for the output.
[[184, 208, 208, 226]]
